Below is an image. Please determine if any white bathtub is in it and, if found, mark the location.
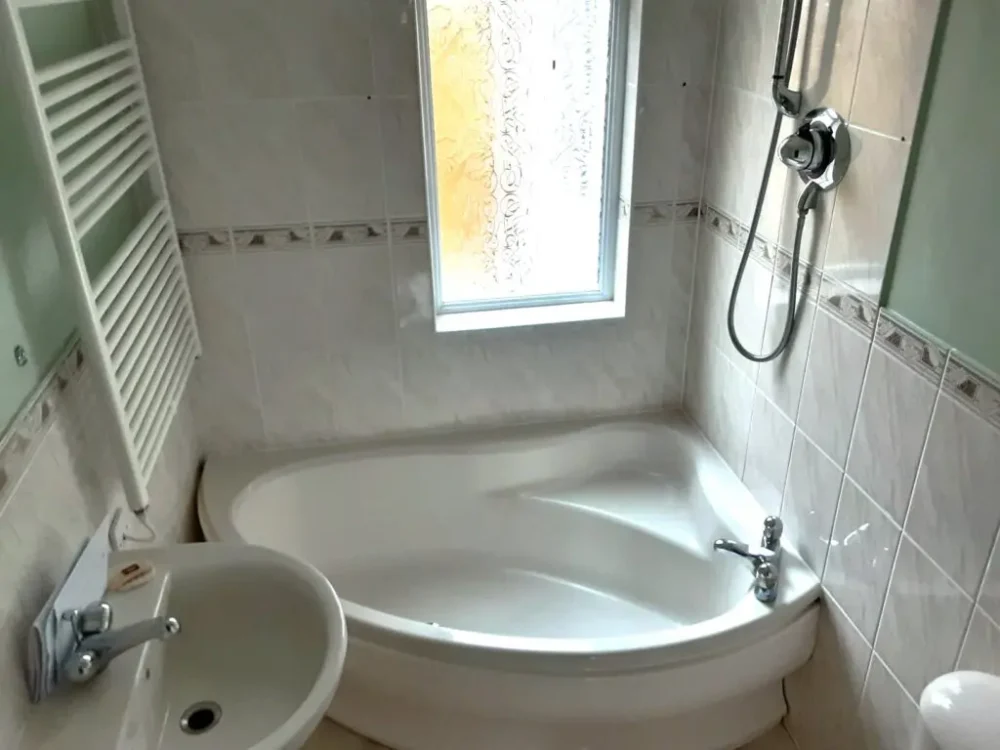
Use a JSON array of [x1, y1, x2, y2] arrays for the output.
[[199, 417, 820, 750]]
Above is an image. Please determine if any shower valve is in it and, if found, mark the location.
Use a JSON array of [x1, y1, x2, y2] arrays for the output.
[[778, 108, 851, 191]]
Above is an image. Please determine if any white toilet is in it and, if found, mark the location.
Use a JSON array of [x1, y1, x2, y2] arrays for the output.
[[918, 671, 1000, 750]]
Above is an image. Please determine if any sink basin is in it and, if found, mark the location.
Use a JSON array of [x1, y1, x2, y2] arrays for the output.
[[22, 542, 347, 750]]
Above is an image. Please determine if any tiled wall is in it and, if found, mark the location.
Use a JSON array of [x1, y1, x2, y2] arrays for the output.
[[0, 344, 200, 748], [129, 0, 721, 452], [687, 1, 1000, 747]]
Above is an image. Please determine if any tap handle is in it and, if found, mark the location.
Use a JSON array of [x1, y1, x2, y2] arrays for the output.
[[762, 516, 783, 550], [754, 562, 779, 603], [62, 601, 113, 640]]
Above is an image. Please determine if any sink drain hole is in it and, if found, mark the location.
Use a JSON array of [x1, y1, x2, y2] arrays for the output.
[[180, 701, 221, 735]]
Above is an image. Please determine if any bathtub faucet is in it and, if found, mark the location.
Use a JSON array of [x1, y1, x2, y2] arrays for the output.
[[713, 516, 784, 604]]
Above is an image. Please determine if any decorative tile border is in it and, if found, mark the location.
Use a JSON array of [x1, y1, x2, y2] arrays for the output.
[[631, 201, 674, 226], [943, 353, 1000, 431], [177, 229, 231, 255], [0, 339, 85, 509], [389, 218, 429, 244], [313, 221, 386, 247], [702, 204, 741, 246], [178, 201, 703, 257], [775, 248, 820, 300], [673, 199, 702, 224], [702, 204, 776, 272], [701, 202, 886, 336], [875, 309, 948, 386], [818, 274, 878, 337], [233, 224, 312, 252]]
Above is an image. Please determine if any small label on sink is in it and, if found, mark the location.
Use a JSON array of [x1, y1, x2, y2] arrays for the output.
[[108, 561, 155, 593]]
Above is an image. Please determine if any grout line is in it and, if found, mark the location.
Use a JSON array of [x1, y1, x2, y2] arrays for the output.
[[680, 0, 725, 407], [365, 0, 407, 429], [816, 331, 875, 585], [824, 585, 875, 651], [859, 351, 949, 698], [845, 0, 874, 126], [870, 651, 921, 708], [954, 524, 1000, 671]]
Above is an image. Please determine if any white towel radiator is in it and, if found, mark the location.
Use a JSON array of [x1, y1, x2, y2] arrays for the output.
[[0, 0, 201, 514]]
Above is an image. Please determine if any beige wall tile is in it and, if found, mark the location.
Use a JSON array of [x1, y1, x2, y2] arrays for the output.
[[906, 394, 1000, 595], [743, 392, 795, 515], [785, 597, 871, 750], [797, 309, 871, 467], [847, 344, 938, 524], [860, 656, 923, 750], [823, 480, 901, 641], [824, 129, 910, 297], [850, 0, 942, 140], [874, 535, 974, 698], [958, 607, 1000, 674], [782, 430, 843, 575]]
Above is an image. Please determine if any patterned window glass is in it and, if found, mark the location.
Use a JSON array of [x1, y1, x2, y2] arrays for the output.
[[425, 0, 614, 307]]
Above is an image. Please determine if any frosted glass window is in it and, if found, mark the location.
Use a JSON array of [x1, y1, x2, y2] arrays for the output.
[[416, 0, 634, 331]]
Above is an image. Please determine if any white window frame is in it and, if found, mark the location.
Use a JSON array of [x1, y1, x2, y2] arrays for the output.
[[414, 0, 641, 332]]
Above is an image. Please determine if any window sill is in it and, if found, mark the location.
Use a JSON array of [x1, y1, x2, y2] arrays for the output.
[[433, 299, 627, 333]]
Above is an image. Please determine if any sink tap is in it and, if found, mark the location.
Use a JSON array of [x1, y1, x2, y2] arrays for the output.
[[714, 516, 784, 603], [62, 602, 180, 684]]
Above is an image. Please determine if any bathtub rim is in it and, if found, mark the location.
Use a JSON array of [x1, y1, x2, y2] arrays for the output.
[[199, 413, 821, 674]]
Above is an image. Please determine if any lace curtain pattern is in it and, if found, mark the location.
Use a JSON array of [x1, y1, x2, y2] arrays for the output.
[[427, 0, 613, 305]]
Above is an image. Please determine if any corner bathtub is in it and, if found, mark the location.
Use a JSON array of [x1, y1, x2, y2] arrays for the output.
[[199, 418, 820, 750]]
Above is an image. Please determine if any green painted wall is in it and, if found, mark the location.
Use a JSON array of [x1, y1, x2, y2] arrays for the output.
[[0, 2, 140, 432], [885, 1, 1000, 374]]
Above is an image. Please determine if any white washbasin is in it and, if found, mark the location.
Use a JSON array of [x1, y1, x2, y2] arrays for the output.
[[22, 542, 347, 750]]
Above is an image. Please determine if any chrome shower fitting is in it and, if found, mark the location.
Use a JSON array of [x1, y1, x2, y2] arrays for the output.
[[726, 0, 853, 364]]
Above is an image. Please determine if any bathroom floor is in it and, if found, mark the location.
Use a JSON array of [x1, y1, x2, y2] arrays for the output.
[[303, 719, 797, 749]]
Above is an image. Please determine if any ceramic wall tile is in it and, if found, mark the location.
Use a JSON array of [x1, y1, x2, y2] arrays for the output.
[[776, 168, 834, 270], [846, 344, 938, 524], [280, 0, 374, 97], [184, 254, 267, 452], [978, 542, 1000, 626], [957, 608, 1000, 674], [130, 0, 202, 107], [296, 98, 386, 224], [677, 83, 713, 201], [756, 278, 816, 419], [633, 85, 683, 203], [787, 0, 868, 117], [781, 430, 843, 575], [639, 0, 721, 88], [688, 229, 772, 383], [797, 308, 871, 468], [874, 535, 974, 699], [905, 393, 1000, 596], [942, 352, 1000, 431], [191, 0, 291, 101], [155, 103, 234, 230], [703, 86, 775, 225], [370, 0, 421, 96], [784, 598, 870, 750], [715, 0, 776, 96], [823, 479, 901, 641], [393, 222, 677, 432], [743, 392, 794, 515], [859, 656, 922, 750], [684, 343, 756, 476], [379, 97, 428, 220], [824, 129, 910, 296], [850, 0, 943, 140]]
